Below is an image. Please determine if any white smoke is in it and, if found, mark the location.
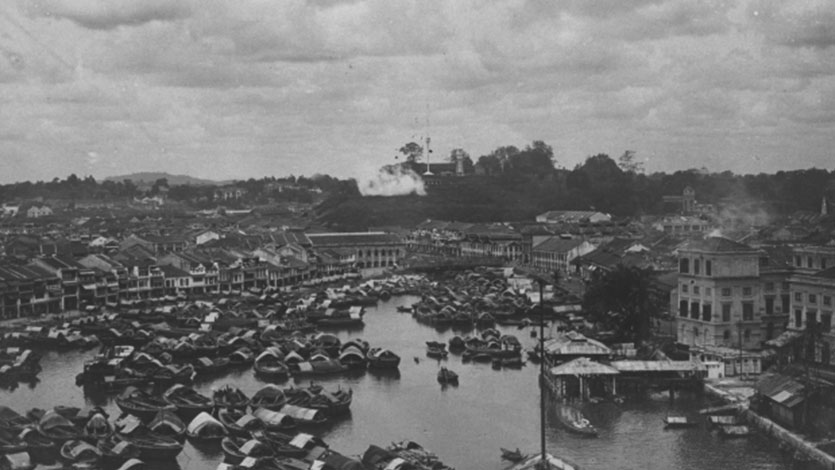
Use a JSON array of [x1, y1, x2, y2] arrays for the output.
[[357, 165, 427, 197], [707, 229, 723, 238]]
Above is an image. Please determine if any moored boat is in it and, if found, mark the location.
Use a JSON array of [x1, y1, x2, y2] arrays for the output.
[[37, 410, 83, 443], [147, 409, 186, 442], [217, 408, 266, 438], [212, 385, 250, 411], [116, 387, 177, 422], [82, 409, 113, 442], [185, 412, 227, 442], [251, 408, 298, 432], [59, 439, 102, 465], [115, 415, 183, 461], [277, 405, 327, 426], [221, 436, 275, 465], [253, 348, 290, 381], [97, 434, 142, 468], [556, 404, 597, 437], [162, 384, 214, 420], [250, 385, 288, 411], [663, 415, 699, 428], [367, 348, 400, 370]]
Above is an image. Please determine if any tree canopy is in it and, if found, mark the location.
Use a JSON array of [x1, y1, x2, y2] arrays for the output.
[[582, 265, 658, 344]]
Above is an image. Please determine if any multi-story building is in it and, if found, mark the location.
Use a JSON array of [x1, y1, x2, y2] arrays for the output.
[[787, 256, 835, 366], [530, 237, 596, 275], [30, 255, 81, 311], [676, 237, 766, 351], [307, 232, 405, 274]]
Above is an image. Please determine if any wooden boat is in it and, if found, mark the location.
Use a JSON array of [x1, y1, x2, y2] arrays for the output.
[[0, 427, 27, 454], [719, 425, 753, 438], [97, 434, 141, 468], [284, 384, 352, 415], [221, 436, 275, 465], [37, 410, 83, 443], [115, 414, 183, 461], [82, 410, 113, 441], [253, 348, 290, 381], [250, 430, 326, 458], [277, 405, 327, 426], [193, 356, 231, 376], [250, 385, 288, 411], [252, 408, 298, 432], [59, 439, 102, 465], [502, 355, 524, 368], [500, 447, 527, 463], [18, 427, 56, 454], [148, 410, 186, 442], [437, 367, 459, 385], [663, 416, 699, 428], [426, 345, 448, 359], [217, 408, 267, 437], [152, 363, 195, 385], [448, 336, 466, 351], [367, 348, 400, 370], [115, 458, 146, 470], [396, 305, 413, 313], [116, 387, 177, 422], [213, 385, 250, 411], [0, 407, 33, 433], [185, 412, 227, 442], [0, 452, 33, 470], [338, 346, 367, 369], [162, 384, 214, 419], [707, 415, 739, 426], [556, 404, 597, 437], [228, 347, 255, 367], [289, 359, 348, 376]]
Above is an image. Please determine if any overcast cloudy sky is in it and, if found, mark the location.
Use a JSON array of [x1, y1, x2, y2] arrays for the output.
[[1, 0, 834, 184]]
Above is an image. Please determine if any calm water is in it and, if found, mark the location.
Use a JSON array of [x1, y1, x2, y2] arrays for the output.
[[2, 296, 799, 470]]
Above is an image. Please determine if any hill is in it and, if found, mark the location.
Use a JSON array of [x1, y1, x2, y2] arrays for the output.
[[104, 172, 230, 186]]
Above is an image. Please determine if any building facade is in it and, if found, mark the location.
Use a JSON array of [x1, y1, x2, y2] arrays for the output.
[[676, 238, 766, 351]]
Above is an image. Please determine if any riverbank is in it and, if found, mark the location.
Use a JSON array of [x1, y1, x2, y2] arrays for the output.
[[705, 378, 835, 469]]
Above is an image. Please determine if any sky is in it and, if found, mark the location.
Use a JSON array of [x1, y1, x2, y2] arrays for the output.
[[1, 0, 834, 184]]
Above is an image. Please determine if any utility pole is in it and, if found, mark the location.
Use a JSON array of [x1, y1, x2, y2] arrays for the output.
[[538, 278, 547, 468]]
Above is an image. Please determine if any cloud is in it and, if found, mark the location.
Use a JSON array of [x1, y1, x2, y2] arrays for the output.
[[748, 0, 835, 49], [23, 0, 193, 30]]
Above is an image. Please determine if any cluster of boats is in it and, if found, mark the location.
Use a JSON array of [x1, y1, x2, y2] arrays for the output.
[[76, 327, 402, 393], [446, 329, 525, 367], [0, 348, 41, 389], [0, 378, 356, 469], [407, 270, 554, 328]]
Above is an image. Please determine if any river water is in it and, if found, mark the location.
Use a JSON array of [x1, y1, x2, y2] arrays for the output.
[[1, 295, 800, 470]]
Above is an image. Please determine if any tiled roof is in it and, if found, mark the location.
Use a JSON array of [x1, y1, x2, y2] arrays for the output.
[[308, 232, 402, 247], [532, 237, 585, 253], [158, 265, 189, 277], [680, 237, 758, 253]]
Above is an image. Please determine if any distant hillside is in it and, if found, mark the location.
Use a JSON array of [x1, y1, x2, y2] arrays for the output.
[[104, 172, 231, 186]]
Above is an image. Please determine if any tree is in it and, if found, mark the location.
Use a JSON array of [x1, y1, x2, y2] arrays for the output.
[[398, 142, 423, 163], [582, 265, 658, 344], [618, 150, 644, 174]]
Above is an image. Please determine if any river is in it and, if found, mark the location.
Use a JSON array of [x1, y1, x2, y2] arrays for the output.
[[1, 295, 800, 470]]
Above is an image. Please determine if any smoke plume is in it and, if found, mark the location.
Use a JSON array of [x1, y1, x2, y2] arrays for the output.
[[357, 165, 427, 197]]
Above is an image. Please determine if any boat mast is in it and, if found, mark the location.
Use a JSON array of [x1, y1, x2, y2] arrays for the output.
[[538, 278, 547, 468]]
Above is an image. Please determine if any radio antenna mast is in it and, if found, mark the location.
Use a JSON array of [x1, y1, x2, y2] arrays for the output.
[[423, 104, 433, 176]]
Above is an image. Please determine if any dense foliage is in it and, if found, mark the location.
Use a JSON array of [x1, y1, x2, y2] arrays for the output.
[[582, 265, 658, 344]]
